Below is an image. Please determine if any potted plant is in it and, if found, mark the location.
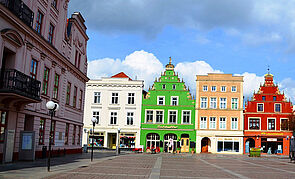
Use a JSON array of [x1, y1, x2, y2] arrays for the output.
[[191, 148, 195, 154], [177, 147, 180, 154]]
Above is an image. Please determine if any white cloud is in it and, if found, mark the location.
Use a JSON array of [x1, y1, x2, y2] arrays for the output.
[[236, 72, 264, 99], [279, 78, 295, 103]]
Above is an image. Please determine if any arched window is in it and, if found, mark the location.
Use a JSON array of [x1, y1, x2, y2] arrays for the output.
[[146, 133, 160, 149]]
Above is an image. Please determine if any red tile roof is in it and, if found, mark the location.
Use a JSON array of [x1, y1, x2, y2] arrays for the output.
[[111, 72, 132, 80]]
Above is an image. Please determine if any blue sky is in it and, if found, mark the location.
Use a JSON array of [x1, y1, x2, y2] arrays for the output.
[[68, 0, 295, 102]]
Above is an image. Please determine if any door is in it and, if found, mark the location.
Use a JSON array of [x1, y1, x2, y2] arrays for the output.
[[181, 138, 189, 153], [201, 138, 209, 153], [108, 133, 116, 149]]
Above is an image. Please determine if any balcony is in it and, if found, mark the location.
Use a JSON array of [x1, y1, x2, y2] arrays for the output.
[[0, 69, 41, 102], [0, 0, 34, 27]]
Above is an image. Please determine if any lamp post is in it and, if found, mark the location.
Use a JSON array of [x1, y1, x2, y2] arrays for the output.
[[46, 101, 59, 172], [116, 128, 121, 155], [91, 117, 97, 162]]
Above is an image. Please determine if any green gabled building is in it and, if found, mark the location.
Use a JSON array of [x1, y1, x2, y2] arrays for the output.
[[140, 58, 196, 153]]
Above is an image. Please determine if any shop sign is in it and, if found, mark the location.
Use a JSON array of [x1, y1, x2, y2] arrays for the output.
[[267, 138, 277, 141], [224, 138, 232, 140], [157, 125, 178, 129], [261, 132, 284, 136]]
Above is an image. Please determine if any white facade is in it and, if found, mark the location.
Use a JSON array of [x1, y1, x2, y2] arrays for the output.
[[83, 74, 143, 149]]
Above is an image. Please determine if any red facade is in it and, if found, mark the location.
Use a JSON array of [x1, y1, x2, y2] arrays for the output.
[[244, 74, 293, 155]]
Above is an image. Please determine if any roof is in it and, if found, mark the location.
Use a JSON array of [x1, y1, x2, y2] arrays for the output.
[[111, 72, 132, 80]]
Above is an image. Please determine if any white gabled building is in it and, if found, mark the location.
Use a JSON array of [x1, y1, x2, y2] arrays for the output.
[[82, 72, 144, 149]]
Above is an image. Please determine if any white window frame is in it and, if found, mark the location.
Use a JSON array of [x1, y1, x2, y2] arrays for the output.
[[211, 86, 216, 92], [110, 111, 118, 125], [219, 117, 226, 130], [92, 111, 100, 124], [126, 112, 134, 125], [267, 118, 276, 130], [162, 84, 166, 89], [172, 84, 176, 90], [257, 103, 264, 112], [171, 96, 179, 106], [231, 117, 238, 130], [231, 86, 237, 92], [274, 103, 281, 113], [146, 110, 154, 123], [209, 117, 216, 129], [210, 97, 217, 109], [248, 117, 261, 130], [182, 110, 191, 124], [111, 92, 119, 104], [200, 97, 208, 109], [220, 97, 227, 109], [280, 118, 288, 131], [127, 93, 135, 105], [155, 110, 164, 124], [93, 92, 101, 104], [203, 85, 208, 91], [168, 110, 178, 124], [157, 96, 165, 105], [221, 86, 226, 92], [200, 117, 207, 129], [231, 98, 238, 110]]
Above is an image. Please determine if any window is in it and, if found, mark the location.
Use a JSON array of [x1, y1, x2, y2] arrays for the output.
[[42, 67, 49, 95], [74, 50, 81, 69], [128, 93, 135, 104], [210, 97, 217, 109], [169, 111, 177, 124], [35, 10, 43, 34], [209, 117, 216, 129], [268, 119, 275, 130], [110, 112, 118, 125], [231, 98, 238, 110], [72, 125, 76, 145], [219, 117, 226, 129], [262, 96, 266, 101], [73, 86, 77, 107], [275, 104, 281, 112], [281, 118, 288, 130], [94, 92, 101, 103], [221, 86, 226, 92], [30, 59, 38, 79], [0, 111, 7, 143], [93, 111, 99, 124], [200, 97, 207, 109], [203, 86, 208, 91], [172, 84, 176, 90], [79, 90, 83, 109], [127, 112, 134, 125], [218, 141, 239, 152], [77, 126, 81, 145], [211, 86, 216, 92], [48, 23, 55, 44], [65, 123, 69, 145], [171, 96, 178, 106], [146, 110, 153, 123], [162, 84, 166, 89], [157, 96, 165, 105], [182, 111, 190, 124], [231, 117, 238, 130], [273, 96, 277, 101], [231, 86, 237, 92], [200, 117, 207, 129], [38, 118, 45, 145], [220, 98, 227, 109], [66, 82, 71, 105], [49, 120, 56, 145], [111, 93, 119, 104], [156, 111, 163, 123], [257, 104, 263, 112], [249, 118, 260, 130], [52, 0, 57, 9], [53, 73, 59, 99]]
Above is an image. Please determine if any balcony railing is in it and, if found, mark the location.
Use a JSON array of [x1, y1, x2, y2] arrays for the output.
[[0, 69, 41, 101], [0, 0, 34, 27]]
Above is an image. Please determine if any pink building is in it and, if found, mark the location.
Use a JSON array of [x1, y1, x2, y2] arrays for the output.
[[0, 0, 89, 162]]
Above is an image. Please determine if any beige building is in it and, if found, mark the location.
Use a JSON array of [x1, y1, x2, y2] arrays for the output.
[[196, 74, 243, 154]]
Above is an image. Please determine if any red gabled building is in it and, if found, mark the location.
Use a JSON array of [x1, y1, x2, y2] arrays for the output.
[[244, 73, 293, 155]]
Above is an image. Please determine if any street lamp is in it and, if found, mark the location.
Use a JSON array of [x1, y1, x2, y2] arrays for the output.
[[46, 101, 59, 172], [116, 128, 121, 155], [91, 117, 97, 162]]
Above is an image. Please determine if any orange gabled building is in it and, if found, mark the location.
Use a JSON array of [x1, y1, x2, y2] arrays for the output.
[[244, 73, 293, 155]]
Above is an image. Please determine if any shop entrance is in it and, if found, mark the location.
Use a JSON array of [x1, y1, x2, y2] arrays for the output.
[[181, 134, 189, 153], [164, 134, 177, 153], [108, 133, 117, 149], [146, 133, 160, 152], [245, 138, 255, 153], [201, 137, 210, 153], [261, 138, 283, 154]]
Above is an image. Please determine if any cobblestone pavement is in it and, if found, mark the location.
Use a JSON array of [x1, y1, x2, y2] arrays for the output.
[[44, 153, 295, 179]]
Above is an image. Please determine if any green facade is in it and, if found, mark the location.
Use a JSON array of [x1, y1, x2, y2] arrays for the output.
[[140, 59, 196, 152]]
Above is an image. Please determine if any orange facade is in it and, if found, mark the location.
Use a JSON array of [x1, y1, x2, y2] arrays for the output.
[[244, 74, 293, 155]]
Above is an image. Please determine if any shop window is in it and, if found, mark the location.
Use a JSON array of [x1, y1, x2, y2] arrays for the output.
[[219, 117, 226, 129], [77, 126, 81, 145], [209, 117, 216, 129], [128, 93, 135, 104], [93, 111, 99, 124], [203, 85, 208, 91], [146, 133, 160, 150], [0, 111, 7, 143], [182, 111, 190, 124], [38, 118, 45, 145], [220, 98, 227, 109], [231, 117, 238, 130], [94, 92, 101, 103], [211, 86, 216, 92], [72, 125, 76, 145], [110, 112, 117, 125], [127, 112, 134, 125], [275, 104, 281, 112], [65, 123, 69, 145], [146, 110, 153, 123], [210, 97, 217, 109], [257, 104, 263, 112], [268, 119, 275, 130], [218, 141, 239, 152], [111, 93, 119, 104], [169, 111, 177, 124], [221, 86, 226, 92], [200, 97, 207, 109], [249, 118, 260, 130], [217, 141, 223, 152], [120, 134, 135, 148], [53, 73, 59, 99], [157, 96, 165, 105], [281, 119, 288, 130], [231, 98, 238, 110], [171, 96, 178, 106], [200, 117, 207, 129], [42, 67, 50, 95], [156, 111, 163, 123]]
